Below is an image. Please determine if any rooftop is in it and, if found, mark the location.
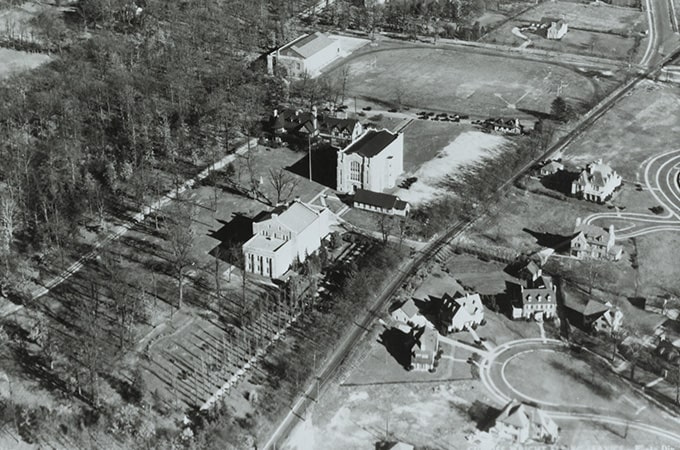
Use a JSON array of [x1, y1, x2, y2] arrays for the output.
[[354, 189, 407, 210], [242, 234, 288, 253], [279, 32, 336, 59], [255, 200, 325, 234], [342, 129, 400, 158]]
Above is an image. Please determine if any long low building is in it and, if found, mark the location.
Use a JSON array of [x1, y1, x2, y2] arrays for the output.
[[353, 188, 410, 216], [266, 32, 341, 78]]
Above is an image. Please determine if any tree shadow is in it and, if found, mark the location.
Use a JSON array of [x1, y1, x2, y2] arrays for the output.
[[523, 228, 573, 252], [540, 169, 579, 195], [287, 144, 338, 189], [377, 327, 414, 369], [517, 108, 552, 121]]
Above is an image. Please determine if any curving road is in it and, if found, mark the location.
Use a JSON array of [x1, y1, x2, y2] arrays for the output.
[[479, 338, 680, 445], [585, 149, 680, 238]]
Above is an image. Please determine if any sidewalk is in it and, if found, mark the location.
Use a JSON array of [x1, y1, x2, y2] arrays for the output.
[[27, 139, 255, 304]]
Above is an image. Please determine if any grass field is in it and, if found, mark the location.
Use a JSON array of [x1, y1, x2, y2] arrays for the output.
[[560, 81, 680, 181], [483, 1, 647, 61], [0, 48, 50, 78], [328, 44, 598, 117]]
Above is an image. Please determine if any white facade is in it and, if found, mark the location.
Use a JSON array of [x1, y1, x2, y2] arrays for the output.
[[337, 129, 404, 194], [267, 32, 341, 78], [571, 160, 622, 203], [243, 201, 332, 278], [547, 21, 568, 40], [441, 292, 484, 333]]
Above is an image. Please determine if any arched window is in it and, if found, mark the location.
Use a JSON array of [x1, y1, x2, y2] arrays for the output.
[[350, 161, 361, 182]]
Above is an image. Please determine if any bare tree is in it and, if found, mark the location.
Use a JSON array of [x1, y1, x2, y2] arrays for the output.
[[376, 214, 395, 245], [268, 168, 300, 205], [166, 201, 196, 311]]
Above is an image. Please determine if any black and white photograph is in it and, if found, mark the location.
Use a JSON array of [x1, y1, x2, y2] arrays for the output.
[[0, 0, 679, 448]]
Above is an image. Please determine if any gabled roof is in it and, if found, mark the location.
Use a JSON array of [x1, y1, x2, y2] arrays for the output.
[[255, 200, 324, 234], [542, 161, 564, 171], [411, 326, 438, 363], [320, 116, 359, 134], [574, 160, 619, 189], [496, 401, 530, 429], [354, 189, 407, 210], [573, 223, 609, 244], [342, 129, 400, 158], [395, 299, 419, 319], [278, 32, 336, 59]]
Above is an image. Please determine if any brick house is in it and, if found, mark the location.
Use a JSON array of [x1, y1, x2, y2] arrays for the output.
[[269, 107, 363, 146], [570, 218, 623, 261], [571, 159, 622, 203], [337, 129, 404, 194], [509, 272, 557, 321]]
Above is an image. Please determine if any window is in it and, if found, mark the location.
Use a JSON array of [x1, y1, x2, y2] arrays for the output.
[[350, 161, 361, 182]]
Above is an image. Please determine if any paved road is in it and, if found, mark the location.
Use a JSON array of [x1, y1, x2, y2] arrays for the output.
[[642, 0, 679, 67], [479, 338, 680, 445], [585, 149, 680, 238]]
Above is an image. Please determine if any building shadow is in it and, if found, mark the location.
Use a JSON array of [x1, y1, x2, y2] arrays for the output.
[[469, 400, 502, 431], [540, 169, 579, 195], [377, 327, 414, 369], [207, 213, 255, 266], [287, 144, 338, 189], [523, 228, 573, 252]]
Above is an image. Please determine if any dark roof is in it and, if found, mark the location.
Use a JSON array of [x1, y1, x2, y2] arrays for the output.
[[343, 129, 399, 158], [270, 108, 359, 136], [354, 189, 404, 210], [320, 116, 359, 134], [279, 32, 336, 59], [663, 319, 680, 336]]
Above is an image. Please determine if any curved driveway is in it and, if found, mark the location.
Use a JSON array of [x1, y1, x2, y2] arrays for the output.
[[585, 149, 680, 239], [479, 338, 680, 445]]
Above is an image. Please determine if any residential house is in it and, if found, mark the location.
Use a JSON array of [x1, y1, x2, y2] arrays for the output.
[[563, 287, 623, 333], [570, 159, 622, 203], [353, 189, 410, 216], [439, 290, 484, 333], [409, 326, 439, 371], [391, 299, 429, 328], [570, 218, 623, 261], [490, 401, 559, 444], [544, 18, 568, 40], [337, 128, 404, 194], [540, 160, 564, 176], [483, 118, 524, 135], [658, 319, 680, 347], [517, 260, 542, 284], [267, 32, 341, 78], [242, 200, 332, 279], [269, 107, 363, 145], [509, 272, 557, 321]]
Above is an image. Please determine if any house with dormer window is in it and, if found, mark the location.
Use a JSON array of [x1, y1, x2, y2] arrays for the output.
[[571, 159, 622, 203], [509, 265, 557, 321], [439, 289, 485, 333], [570, 218, 622, 261]]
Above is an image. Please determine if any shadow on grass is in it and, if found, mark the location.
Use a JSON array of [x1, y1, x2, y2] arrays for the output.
[[208, 213, 254, 268], [540, 169, 579, 195], [549, 357, 615, 400], [450, 399, 501, 431], [287, 144, 338, 189], [377, 327, 414, 369], [523, 228, 573, 252]]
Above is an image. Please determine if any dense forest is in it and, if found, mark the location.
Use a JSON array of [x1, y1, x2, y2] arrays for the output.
[[0, 0, 327, 292]]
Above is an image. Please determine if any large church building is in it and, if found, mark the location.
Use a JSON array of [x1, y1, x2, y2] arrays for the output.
[[336, 128, 404, 194]]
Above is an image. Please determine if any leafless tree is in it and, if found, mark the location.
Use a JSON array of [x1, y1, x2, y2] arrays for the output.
[[0, 186, 18, 258], [166, 201, 196, 311], [376, 214, 395, 245], [268, 168, 300, 205]]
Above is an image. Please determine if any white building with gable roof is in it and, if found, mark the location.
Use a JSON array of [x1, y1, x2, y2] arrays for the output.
[[242, 200, 332, 278], [267, 32, 341, 78]]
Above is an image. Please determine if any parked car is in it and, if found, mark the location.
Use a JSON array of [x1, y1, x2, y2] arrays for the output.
[[362, 106, 372, 111]]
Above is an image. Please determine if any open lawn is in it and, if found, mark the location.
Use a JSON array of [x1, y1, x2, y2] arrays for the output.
[[327, 43, 598, 117], [559, 81, 680, 181], [0, 48, 50, 78], [483, 1, 648, 61], [523, 1, 647, 32]]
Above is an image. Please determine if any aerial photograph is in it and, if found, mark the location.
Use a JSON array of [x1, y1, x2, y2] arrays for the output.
[[1, 0, 680, 449]]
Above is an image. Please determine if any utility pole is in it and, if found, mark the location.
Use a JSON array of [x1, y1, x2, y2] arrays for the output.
[[308, 134, 313, 181]]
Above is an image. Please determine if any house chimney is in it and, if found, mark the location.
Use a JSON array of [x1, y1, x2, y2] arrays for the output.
[[312, 105, 318, 131], [273, 108, 278, 117]]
